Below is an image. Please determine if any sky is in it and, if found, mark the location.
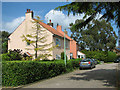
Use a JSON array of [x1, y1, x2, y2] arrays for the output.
[[2, 2, 119, 46]]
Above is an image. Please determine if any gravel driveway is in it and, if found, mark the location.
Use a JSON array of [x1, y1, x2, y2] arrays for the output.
[[21, 63, 118, 88]]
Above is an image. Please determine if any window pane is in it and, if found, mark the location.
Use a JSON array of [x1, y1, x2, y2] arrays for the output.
[[56, 38, 60, 46]]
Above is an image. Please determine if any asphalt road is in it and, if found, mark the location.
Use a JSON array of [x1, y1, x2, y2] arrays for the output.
[[22, 63, 118, 88]]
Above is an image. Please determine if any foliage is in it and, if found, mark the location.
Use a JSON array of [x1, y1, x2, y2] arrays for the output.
[[22, 16, 56, 60], [55, 2, 120, 28], [2, 49, 23, 61], [22, 53, 32, 60], [70, 19, 117, 51], [81, 50, 116, 62], [106, 51, 117, 62], [0, 31, 10, 54], [116, 55, 120, 59], [61, 52, 68, 60], [2, 59, 81, 86]]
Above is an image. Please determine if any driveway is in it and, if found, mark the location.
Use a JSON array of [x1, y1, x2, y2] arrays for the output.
[[21, 63, 118, 88]]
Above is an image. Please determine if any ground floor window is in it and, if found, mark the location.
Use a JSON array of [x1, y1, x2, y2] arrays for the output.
[[78, 55, 85, 59], [78, 55, 80, 58], [70, 53, 73, 59], [56, 55, 61, 60]]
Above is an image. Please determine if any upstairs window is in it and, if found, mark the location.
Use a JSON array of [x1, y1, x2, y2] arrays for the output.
[[56, 38, 60, 46], [27, 40, 30, 45], [66, 40, 69, 48]]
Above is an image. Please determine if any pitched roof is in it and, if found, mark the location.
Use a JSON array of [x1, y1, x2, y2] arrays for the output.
[[33, 19, 70, 40]]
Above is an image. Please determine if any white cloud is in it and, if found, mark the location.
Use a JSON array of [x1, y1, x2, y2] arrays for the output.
[[45, 10, 103, 36], [45, 10, 85, 30], [45, 10, 103, 30], [2, 16, 25, 33]]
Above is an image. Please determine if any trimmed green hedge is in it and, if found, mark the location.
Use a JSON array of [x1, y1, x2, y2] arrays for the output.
[[2, 59, 82, 86]]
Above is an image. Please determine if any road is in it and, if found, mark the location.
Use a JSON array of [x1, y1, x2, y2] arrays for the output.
[[21, 63, 117, 88]]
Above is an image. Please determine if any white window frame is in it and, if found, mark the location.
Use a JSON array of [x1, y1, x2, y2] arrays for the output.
[[56, 38, 61, 46], [56, 55, 61, 60]]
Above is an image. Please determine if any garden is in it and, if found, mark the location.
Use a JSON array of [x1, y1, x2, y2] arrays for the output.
[[1, 49, 118, 87]]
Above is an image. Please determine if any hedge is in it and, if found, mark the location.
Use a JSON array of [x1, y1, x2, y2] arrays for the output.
[[2, 59, 82, 86]]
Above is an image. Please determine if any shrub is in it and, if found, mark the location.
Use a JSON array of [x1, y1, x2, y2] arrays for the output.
[[22, 53, 32, 60], [2, 53, 11, 61], [2, 49, 23, 61], [105, 51, 117, 62], [81, 50, 116, 62], [2, 59, 81, 86], [61, 52, 68, 60]]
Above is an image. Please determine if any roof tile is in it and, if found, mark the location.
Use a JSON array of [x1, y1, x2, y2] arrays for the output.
[[33, 19, 70, 40]]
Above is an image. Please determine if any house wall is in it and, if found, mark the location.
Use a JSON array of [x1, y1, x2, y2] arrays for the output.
[[77, 51, 86, 59], [8, 12, 54, 60], [8, 20, 27, 52], [56, 25, 77, 59], [53, 35, 70, 60], [70, 40, 77, 59]]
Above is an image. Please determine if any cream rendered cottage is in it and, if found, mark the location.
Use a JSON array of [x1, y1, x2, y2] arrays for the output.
[[8, 9, 71, 60]]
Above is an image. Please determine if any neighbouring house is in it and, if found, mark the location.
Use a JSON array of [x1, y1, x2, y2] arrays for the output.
[[8, 9, 79, 60], [77, 51, 86, 59]]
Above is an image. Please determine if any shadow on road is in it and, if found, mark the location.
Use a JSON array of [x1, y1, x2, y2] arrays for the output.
[[68, 69, 116, 87]]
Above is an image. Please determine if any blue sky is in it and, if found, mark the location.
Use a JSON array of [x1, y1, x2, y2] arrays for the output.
[[2, 2, 119, 46], [2, 2, 70, 22]]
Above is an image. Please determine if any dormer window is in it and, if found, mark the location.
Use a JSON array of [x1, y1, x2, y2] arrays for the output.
[[56, 38, 60, 46]]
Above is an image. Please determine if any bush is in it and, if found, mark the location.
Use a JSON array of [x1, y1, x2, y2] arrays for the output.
[[2, 53, 11, 61], [2, 59, 81, 86], [2, 49, 23, 61], [61, 52, 68, 60], [81, 50, 117, 62], [22, 53, 32, 60], [105, 51, 117, 62]]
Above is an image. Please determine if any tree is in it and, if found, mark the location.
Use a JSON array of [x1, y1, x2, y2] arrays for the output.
[[0, 31, 10, 54], [22, 16, 57, 60], [70, 19, 117, 51], [55, 2, 120, 28]]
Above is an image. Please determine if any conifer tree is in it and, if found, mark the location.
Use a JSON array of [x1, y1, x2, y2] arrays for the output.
[[22, 16, 57, 60]]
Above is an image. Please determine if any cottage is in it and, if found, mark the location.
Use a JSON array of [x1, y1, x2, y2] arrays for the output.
[[77, 51, 86, 59], [8, 9, 78, 60]]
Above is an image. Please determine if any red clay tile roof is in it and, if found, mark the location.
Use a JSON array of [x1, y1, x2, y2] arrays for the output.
[[33, 19, 70, 40]]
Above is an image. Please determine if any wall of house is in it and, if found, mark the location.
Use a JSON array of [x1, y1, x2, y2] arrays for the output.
[[56, 25, 77, 59], [8, 20, 27, 53], [8, 11, 54, 60], [70, 40, 77, 59], [53, 35, 70, 60]]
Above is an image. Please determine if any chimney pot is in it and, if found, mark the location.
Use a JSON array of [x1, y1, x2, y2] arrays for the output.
[[28, 9, 30, 12], [49, 20, 51, 23], [57, 23, 59, 26], [27, 9, 29, 12]]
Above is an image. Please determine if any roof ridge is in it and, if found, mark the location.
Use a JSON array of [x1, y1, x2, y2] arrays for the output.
[[33, 18, 70, 40]]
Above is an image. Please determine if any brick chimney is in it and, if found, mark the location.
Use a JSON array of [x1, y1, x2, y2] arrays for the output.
[[56, 24, 62, 32], [57, 24, 68, 35], [47, 20, 53, 27], [25, 9, 34, 19]]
